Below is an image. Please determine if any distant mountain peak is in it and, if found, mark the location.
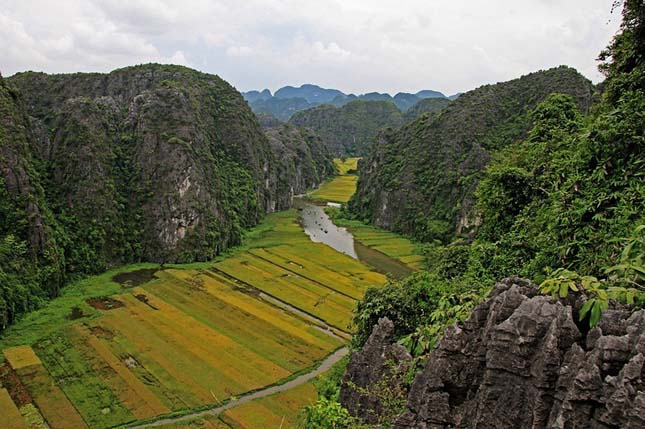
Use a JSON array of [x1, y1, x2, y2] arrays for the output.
[[245, 84, 450, 119]]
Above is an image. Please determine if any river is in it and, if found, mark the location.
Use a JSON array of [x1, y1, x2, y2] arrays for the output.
[[295, 199, 414, 279]]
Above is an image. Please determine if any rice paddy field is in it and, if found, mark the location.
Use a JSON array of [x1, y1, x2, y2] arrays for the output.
[[0, 209, 387, 429], [333, 158, 359, 175], [340, 221, 426, 270], [308, 157, 360, 203], [0, 156, 427, 428]]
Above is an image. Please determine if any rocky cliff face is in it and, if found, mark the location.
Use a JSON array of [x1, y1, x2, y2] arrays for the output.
[[341, 277, 645, 428], [6, 65, 333, 267], [0, 65, 333, 324], [348, 66, 594, 242], [264, 123, 336, 206]]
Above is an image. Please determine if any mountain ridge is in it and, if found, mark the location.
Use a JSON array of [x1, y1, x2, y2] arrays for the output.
[[243, 83, 451, 120]]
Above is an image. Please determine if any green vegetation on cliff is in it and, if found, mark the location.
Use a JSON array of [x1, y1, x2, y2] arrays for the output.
[[304, 2, 644, 425], [0, 78, 64, 328], [289, 100, 403, 156], [0, 64, 334, 328], [402, 97, 451, 123]]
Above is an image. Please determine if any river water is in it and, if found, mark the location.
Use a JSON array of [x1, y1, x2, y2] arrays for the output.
[[295, 199, 414, 279]]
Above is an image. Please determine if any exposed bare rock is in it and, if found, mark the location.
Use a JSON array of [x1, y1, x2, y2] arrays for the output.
[[341, 277, 645, 428], [340, 317, 413, 424]]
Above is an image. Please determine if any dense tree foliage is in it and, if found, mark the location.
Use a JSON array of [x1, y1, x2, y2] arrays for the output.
[[304, 3, 644, 425], [289, 100, 403, 156], [348, 66, 595, 242]]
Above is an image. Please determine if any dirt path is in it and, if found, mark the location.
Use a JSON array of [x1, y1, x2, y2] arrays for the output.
[[125, 346, 349, 428]]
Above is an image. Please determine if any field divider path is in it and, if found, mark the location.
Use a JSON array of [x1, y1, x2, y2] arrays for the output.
[[124, 347, 349, 429]]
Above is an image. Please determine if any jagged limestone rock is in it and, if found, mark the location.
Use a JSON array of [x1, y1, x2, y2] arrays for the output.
[[342, 277, 645, 428], [340, 317, 412, 425]]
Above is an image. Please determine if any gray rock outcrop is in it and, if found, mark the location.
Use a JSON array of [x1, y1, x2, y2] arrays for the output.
[[342, 277, 645, 428], [340, 318, 413, 425]]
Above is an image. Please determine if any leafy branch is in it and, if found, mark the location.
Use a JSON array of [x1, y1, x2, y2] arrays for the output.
[[539, 225, 644, 327]]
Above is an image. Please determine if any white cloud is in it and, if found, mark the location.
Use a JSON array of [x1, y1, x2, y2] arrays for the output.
[[226, 46, 254, 57], [0, 0, 623, 94]]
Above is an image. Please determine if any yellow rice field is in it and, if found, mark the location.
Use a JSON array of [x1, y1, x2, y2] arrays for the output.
[[222, 382, 317, 428], [0, 207, 388, 428], [348, 227, 425, 270], [334, 157, 360, 174], [308, 175, 358, 203], [308, 157, 360, 203], [0, 388, 28, 429]]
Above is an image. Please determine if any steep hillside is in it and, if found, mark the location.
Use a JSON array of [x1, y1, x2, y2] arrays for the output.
[[263, 123, 336, 201], [0, 76, 64, 328], [348, 66, 594, 242], [289, 100, 403, 156], [403, 97, 451, 123], [1, 64, 334, 326]]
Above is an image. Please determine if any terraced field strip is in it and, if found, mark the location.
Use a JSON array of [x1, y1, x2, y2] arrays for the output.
[[215, 253, 356, 331], [0, 387, 28, 429], [222, 381, 317, 428], [249, 248, 366, 300], [156, 270, 342, 370], [115, 290, 288, 393], [262, 244, 386, 289], [4, 346, 88, 429], [34, 330, 134, 428], [3, 345, 41, 369], [128, 347, 348, 428], [72, 325, 170, 419], [96, 315, 203, 409], [99, 300, 242, 407]]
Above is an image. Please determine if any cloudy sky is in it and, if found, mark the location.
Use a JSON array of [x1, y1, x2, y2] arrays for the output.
[[1, 0, 622, 95]]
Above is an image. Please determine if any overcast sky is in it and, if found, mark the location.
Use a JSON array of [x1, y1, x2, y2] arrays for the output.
[[0, 0, 623, 95]]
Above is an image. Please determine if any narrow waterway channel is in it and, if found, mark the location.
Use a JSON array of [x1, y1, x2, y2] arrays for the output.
[[295, 198, 414, 279]]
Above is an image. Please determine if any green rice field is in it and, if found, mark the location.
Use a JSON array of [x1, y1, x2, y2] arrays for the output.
[[0, 209, 386, 429]]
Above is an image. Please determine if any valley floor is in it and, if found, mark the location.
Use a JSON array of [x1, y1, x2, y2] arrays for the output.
[[308, 158, 360, 203], [0, 159, 423, 429]]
